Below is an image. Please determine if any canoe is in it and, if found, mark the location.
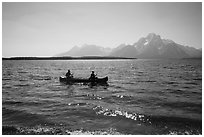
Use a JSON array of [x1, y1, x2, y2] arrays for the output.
[[59, 76, 108, 84]]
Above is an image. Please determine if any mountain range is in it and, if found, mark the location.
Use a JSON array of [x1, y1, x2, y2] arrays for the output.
[[56, 44, 111, 57], [55, 33, 202, 59]]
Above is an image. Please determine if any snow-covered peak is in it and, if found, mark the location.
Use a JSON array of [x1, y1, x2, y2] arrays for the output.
[[144, 33, 162, 46]]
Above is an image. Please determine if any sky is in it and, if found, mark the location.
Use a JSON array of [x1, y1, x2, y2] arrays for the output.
[[2, 2, 202, 57]]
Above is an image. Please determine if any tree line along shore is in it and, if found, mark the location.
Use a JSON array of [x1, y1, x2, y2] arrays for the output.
[[2, 56, 137, 60]]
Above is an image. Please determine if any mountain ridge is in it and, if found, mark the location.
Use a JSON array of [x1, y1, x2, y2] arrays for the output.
[[55, 33, 202, 59]]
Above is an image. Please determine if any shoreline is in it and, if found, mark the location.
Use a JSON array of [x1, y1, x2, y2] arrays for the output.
[[2, 56, 137, 60]]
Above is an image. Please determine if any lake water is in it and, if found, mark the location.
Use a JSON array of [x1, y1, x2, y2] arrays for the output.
[[2, 59, 202, 135]]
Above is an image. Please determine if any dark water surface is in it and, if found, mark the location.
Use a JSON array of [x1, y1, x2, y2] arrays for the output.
[[2, 59, 202, 135]]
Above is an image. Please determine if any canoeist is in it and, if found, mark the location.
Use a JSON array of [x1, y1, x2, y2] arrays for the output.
[[89, 71, 97, 80], [66, 69, 73, 79]]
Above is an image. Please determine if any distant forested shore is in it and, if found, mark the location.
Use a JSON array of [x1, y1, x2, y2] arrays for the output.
[[2, 56, 137, 60]]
